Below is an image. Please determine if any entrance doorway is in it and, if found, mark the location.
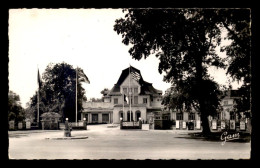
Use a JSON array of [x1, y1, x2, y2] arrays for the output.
[[136, 111, 141, 121], [127, 111, 133, 121]]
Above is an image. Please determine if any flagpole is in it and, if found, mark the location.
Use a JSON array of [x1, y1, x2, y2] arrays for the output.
[[123, 94, 124, 121], [129, 64, 131, 122], [37, 65, 40, 127], [76, 67, 78, 124]]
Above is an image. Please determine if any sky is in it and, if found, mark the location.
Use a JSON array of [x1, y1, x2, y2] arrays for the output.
[[8, 9, 242, 108]]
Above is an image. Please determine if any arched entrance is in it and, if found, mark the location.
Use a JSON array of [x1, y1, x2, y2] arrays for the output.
[[119, 111, 123, 121], [127, 111, 133, 121], [136, 110, 141, 121]]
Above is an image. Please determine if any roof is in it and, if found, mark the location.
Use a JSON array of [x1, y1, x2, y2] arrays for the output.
[[109, 66, 162, 96], [223, 90, 241, 99]]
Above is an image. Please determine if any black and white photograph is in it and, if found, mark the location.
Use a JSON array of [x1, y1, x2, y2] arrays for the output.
[[8, 8, 252, 160]]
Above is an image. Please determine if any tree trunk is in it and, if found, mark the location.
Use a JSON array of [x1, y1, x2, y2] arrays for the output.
[[195, 48, 211, 136], [201, 109, 211, 135]]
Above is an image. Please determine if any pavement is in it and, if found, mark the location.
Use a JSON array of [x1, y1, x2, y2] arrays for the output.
[[8, 124, 251, 160]]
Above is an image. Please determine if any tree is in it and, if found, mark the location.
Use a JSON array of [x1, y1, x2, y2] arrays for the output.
[[114, 9, 250, 135], [219, 10, 251, 116], [27, 62, 89, 122], [8, 91, 25, 123], [101, 88, 109, 96]]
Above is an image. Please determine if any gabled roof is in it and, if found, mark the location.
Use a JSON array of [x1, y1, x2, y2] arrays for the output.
[[108, 66, 162, 96], [222, 90, 241, 99]]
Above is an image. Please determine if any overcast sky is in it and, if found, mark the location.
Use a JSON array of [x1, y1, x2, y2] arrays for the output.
[[8, 9, 242, 108]]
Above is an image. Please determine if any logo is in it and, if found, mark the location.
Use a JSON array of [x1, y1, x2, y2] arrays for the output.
[[220, 131, 240, 145]]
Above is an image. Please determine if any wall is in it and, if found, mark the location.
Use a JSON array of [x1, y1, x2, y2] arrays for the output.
[[150, 96, 162, 108], [83, 102, 113, 108], [138, 95, 150, 107], [111, 95, 124, 105]]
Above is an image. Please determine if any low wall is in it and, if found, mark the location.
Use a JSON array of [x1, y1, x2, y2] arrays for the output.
[[120, 121, 142, 129]]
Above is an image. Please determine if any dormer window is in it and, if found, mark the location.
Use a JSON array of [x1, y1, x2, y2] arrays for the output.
[[134, 88, 138, 94], [114, 98, 118, 104]]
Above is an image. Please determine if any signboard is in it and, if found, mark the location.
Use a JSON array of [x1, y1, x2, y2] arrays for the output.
[[196, 120, 201, 129], [78, 122, 84, 127], [122, 122, 134, 126], [176, 120, 180, 129], [221, 121, 225, 129], [240, 121, 246, 130], [26, 122, 31, 129], [9, 120, 15, 130], [18, 122, 23, 129], [212, 120, 217, 130], [230, 120, 235, 130], [182, 121, 186, 129]]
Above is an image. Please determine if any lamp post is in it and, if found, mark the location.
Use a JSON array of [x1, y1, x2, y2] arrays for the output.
[[83, 117, 87, 130]]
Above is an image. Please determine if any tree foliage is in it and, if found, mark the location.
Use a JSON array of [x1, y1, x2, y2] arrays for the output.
[[114, 9, 250, 134], [8, 91, 25, 122], [27, 62, 88, 122]]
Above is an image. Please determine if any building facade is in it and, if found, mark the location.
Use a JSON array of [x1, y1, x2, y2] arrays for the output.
[[80, 66, 250, 131], [81, 66, 163, 124]]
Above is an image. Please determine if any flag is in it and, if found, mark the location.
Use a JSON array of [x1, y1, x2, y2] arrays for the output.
[[37, 69, 42, 89], [78, 68, 90, 84], [123, 94, 127, 102], [125, 95, 129, 104], [131, 71, 141, 81]]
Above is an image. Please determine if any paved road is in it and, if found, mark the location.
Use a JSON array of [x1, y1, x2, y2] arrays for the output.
[[8, 124, 251, 160]]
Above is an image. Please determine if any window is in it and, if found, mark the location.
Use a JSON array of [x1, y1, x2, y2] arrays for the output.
[[134, 88, 138, 93], [230, 112, 235, 120], [92, 114, 98, 122], [224, 101, 228, 105], [102, 114, 109, 122], [143, 98, 147, 104], [114, 98, 118, 104], [188, 113, 195, 120], [176, 113, 183, 120], [123, 88, 127, 94], [129, 88, 132, 94], [134, 96, 138, 104]]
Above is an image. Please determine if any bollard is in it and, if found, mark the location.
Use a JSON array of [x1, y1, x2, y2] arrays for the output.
[[64, 118, 71, 137]]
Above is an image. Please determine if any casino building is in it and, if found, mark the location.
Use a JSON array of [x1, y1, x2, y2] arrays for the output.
[[81, 66, 163, 124], [80, 66, 250, 131]]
